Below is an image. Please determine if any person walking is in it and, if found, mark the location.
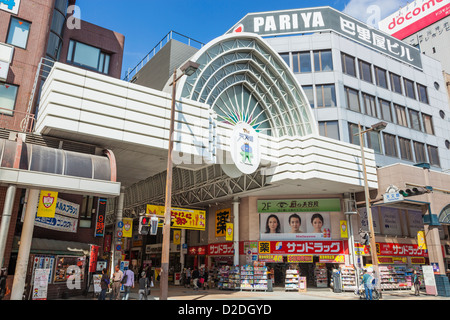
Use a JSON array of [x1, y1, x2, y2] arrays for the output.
[[122, 266, 135, 300], [192, 267, 200, 291], [110, 265, 123, 300], [202, 268, 209, 290], [413, 270, 420, 296], [98, 268, 109, 300], [138, 271, 150, 300], [362, 269, 374, 300], [185, 268, 191, 288]]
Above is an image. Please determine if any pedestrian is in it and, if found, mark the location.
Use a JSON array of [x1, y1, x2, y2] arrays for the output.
[[98, 268, 109, 300], [192, 267, 200, 290], [413, 270, 420, 296], [202, 268, 209, 290], [362, 269, 374, 300], [185, 268, 191, 288], [122, 266, 135, 300], [110, 265, 123, 300], [0, 268, 7, 300], [138, 271, 150, 300]]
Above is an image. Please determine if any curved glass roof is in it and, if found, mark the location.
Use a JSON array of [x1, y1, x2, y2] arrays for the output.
[[180, 34, 316, 137]]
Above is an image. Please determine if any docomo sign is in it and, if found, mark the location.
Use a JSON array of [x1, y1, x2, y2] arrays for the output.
[[379, 0, 450, 39]]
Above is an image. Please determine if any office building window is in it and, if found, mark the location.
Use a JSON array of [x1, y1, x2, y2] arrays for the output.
[[427, 145, 440, 167], [375, 66, 388, 89], [345, 87, 360, 112], [389, 73, 402, 94], [341, 53, 356, 77], [314, 50, 333, 72], [358, 60, 372, 83], [367, 130, 382, 154], [319, 121, 340, 140], [394, 104, 408, 127], [316, 84, 336, 108], [7, 17, 31, 49], [0, 84, 18, 116], [417, 84, 429, 104], [292, 51, 311, 73], [413, 141, 427, 163], [409, 109, 421, 131], [379, 99, 393, 122], [348, 122, 360, 146], [404, 78, 416, 99], [280, 53, 290, 67], [398, 137, 413, 161], [67, 40, 111, 74], [422, 114, 434, 135], [362, 93, 377, 117], [383, 133, 398, 157], [302, 85, 315, 108]]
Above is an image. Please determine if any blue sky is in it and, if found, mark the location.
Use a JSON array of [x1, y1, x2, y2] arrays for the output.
[[75, 0, 408, 79]]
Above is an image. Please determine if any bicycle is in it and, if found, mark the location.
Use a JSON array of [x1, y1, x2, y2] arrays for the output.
[[355, 284, 380, 300]]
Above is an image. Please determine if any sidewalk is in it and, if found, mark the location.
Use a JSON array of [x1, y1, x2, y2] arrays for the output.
[[69, 285, 450, 301]]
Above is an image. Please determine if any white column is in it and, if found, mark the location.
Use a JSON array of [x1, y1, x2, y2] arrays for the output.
[[0, 185, 17, 268], [111, 189, 125, 276], [180, 229, 186, 271], [10, 188, 40, 300], [233, 198, 240, 266]]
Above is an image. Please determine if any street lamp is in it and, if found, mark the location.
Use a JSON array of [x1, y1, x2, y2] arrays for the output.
[[160, 60, 199, 301], [355, 121, 387, 296]]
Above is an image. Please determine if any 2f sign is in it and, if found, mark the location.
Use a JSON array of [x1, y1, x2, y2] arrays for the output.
[[253, 12, 324, 32]]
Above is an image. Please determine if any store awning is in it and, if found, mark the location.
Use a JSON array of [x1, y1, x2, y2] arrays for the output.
[[12, 237, 91, 256]]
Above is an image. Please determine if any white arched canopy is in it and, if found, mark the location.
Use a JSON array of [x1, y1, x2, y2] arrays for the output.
[[178, 33, 317, 137]]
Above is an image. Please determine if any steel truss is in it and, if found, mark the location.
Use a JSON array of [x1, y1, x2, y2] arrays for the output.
[[105, 164, 270, 226]]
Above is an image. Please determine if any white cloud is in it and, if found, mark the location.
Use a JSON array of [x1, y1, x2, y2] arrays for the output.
[[343, 0, 408, 28]]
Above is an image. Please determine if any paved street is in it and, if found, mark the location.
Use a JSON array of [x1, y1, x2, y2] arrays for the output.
[[69, 285, 450, 301]]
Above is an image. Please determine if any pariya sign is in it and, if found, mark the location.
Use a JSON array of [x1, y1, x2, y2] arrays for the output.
[[227, 6, 422, 69]]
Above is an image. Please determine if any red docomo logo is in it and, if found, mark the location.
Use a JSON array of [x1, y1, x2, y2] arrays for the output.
[[388, 0, 444, 30]]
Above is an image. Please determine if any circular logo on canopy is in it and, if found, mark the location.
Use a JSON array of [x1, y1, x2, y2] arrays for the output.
[[230, 122, 260, 175]]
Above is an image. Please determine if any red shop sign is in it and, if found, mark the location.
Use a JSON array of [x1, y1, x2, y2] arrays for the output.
[[377, 243, 428, 257], [188, 246, 207, 255], [207, 243, 234, 256]]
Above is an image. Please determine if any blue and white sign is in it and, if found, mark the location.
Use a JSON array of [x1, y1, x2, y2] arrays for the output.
[[383, 192, 404, 203], [34, 214, 78, 233], [0, 0, 21, 14]]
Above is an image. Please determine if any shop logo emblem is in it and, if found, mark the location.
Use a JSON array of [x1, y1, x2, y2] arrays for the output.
[[42, 193, 55, 208], [275, 242, 283, 250], [230, 122, 260, 175], [234, 24, 244, 33]]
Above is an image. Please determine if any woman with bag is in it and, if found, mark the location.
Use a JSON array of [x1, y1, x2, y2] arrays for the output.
[[413, 270, 420, 296]]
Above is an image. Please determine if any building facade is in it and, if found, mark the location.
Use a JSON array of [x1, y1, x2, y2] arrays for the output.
[[0, 0, 124, 299]]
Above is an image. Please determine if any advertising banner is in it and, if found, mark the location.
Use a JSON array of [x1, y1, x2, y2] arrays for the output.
[[122, 218, 133, 238], [377, 242, 428, 257], [34, 214, 78, 233], [226, 223, 233, 241], [32, 269, 50, 300], [95, 198, 107, 237], [215, 208, 231, 237], [146, 204, 206, 231], [37, 191, 58, 218]]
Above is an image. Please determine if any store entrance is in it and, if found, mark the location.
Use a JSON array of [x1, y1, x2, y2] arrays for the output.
[[267, 257, 336, 288]]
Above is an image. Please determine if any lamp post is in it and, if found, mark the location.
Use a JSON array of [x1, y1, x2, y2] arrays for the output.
[[160, 60, 199, 301], [355, 121, 387, 296]]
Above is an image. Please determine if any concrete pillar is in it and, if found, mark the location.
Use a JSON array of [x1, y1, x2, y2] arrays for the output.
[[233, 198, 240, 266], [10, 188, 40, 300], [111, 189, 125, 275], [180, 229, 186, 271], [0, 185, 17, 268]]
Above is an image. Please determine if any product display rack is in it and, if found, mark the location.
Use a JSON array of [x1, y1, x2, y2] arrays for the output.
[[240, 265, 254, 290], [340, 266, 358, 291], [285, 269, 299, 291], [379, 265, 408, 289], [218, 266, 240, 290], [253, 261, 268, 291]]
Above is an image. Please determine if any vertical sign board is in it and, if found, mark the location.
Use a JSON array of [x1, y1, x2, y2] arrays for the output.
[[422, 265, 437, 296], [32, 269, 50, 300], [37, 190, 58, 218], [95, 198, 107, 237], [89, 245, 99, 273]]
